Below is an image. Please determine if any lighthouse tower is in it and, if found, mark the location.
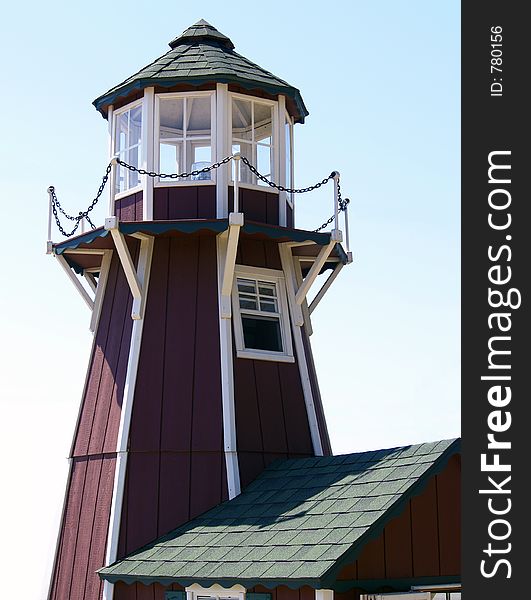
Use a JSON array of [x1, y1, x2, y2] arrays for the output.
[[48, 20, 350, 600]]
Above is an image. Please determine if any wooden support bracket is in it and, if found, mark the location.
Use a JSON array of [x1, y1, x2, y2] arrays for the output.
[[220, 212, 244, 319], [105, 217, 145, 318], [294, 229, 341, 306], [309, 261, 344, 314], [56, 254, 94, 311]]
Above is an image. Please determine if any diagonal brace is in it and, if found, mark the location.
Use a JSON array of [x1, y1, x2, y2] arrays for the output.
[[105, 217, 142, 301], [294, 230, 342, 306], [220, 212, 244, 319]]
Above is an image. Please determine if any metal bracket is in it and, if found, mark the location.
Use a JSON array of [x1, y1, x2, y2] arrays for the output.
[[220, 212, 244, 319]]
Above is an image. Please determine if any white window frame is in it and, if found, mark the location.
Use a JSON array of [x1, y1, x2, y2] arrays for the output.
[[154, 90, 217, 187], [231, 265, 294, 363], [229, 92, 279, 193], [185, 584, 245, 600], [112, 99, 143, 200], [284, 109, 295, 210]]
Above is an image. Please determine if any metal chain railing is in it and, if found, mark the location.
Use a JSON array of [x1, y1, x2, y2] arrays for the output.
[[49, 156, 349, 237], [48, 163, 112, 237]]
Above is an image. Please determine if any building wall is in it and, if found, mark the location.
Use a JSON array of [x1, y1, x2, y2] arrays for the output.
[[233, 238, 327, 487], [335, 454, 461, 586], [115, 186, 283, 225], [49, 247, 137, 600], [118, 233, 228, 559]]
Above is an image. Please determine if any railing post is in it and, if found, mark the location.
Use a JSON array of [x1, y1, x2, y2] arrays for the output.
[[47, 187, 54, 254], [80, 217, 86, 234], [109, 157, 118, 217], [233, 153, 241, 214], [333, 171, 340, 232], [344, 202, 353, 263]]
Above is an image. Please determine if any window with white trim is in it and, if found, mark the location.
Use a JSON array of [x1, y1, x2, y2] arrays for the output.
[[157, 92, 215, 182], [232, 266, 293, 362], [231, 95, 276, 187], [114, 102, 142, 194]]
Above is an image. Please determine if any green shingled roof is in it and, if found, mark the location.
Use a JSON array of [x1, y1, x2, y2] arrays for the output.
[[93, 20, 308, 123], [98, 438, 459, 589]]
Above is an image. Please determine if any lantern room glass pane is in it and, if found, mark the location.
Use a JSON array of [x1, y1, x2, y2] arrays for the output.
[[114, 104, 142, 194], [231, 96, 276, 186], [232, 98, 252, 142], [158, 94, 213, 181], [159, 98, 184, 137], [187, 96, 211, 137]]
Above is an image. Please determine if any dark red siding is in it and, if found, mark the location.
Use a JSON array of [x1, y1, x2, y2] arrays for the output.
[[49, 249, 136, 600], [153, 185, 216, 220], [118, 233, 227, 557], [115, 191, 143, 222], [114, 582, 185, 600], [233, 239, 315, 488], [336, 455, 461, 584], [301, 327, 332, 456], [229, 187, 280, 225]]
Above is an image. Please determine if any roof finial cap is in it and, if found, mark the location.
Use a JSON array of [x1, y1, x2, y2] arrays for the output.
[[169, 19, 235, 50]]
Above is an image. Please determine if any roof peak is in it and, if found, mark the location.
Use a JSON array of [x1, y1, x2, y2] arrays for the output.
[[168, 19, 235, 50]]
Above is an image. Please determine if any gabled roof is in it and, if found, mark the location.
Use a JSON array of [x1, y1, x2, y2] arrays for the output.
[[98, 438, 460, 590], [93, 20, 309, 123]]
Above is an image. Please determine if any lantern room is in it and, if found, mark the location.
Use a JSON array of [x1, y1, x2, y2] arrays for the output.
[[93, 19, 306, 226]]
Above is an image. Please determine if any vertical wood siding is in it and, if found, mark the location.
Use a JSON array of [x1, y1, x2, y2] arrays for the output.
[[336, 454, 461, 582], [118, 233, 227, 558], [49, 247, 137, 600], [233, 239, 315, 488], [153, 185, 216, 220], [229, 187, 280, 225], [115, 191, 143, 222], [301, 328, 332, 456]]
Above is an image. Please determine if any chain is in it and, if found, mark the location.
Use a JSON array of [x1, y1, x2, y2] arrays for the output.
[[50, 156, 349, 238], [116, 155, 233, 179], [49, 163, 112, 237], [314, 179, 350, 233]]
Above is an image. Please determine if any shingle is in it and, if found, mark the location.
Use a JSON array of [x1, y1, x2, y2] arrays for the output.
[[98, 438, 459, 586], [93, 21, 308, 123]]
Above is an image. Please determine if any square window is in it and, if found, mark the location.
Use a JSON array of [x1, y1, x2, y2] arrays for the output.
[[232, 267, 294, 362]]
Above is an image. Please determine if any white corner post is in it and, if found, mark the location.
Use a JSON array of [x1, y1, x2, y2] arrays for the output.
[[333, 171, 340, 232], [217, 232, 241, 500], [316, 590, 334, 600], [344, 202, 353, 263], [108, 105, 117, 218], [47, 187, 54, 254], [278, 94, 287, 227], [102, 234, 154, 600], [279, 242, 323, 457], [142, 87, 155, 221], [219, 154, 243, 319], [216, 83, 229, 218]]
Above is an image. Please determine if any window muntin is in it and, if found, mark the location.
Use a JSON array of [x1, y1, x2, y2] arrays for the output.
[[114, 103, 142, 194], [157, 93, 214, 182], [231, 95, 275, 186], [232, 267, 293, 362]]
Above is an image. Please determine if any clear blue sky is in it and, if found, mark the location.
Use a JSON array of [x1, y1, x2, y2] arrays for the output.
[[0, 1, 460, 598]]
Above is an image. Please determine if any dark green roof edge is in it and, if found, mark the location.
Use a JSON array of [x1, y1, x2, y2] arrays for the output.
[[98, 574, 322, 590], [93, 75, 308, 123], [53, 219, 340, 255], [320, 438, 461, 588], [333, 575, 460, 594]]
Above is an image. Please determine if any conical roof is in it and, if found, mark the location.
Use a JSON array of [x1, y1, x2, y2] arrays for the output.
[[93, 20, 308, 122]]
